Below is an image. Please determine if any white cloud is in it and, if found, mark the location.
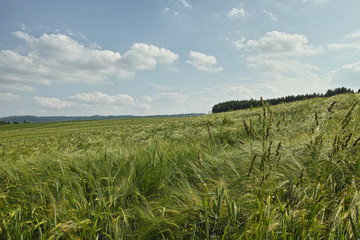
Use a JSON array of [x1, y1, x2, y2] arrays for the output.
[[345, 29, 360, 39], [233, 31, 325, 94], [178, 0, 191, 8], [120, 43, 179, 71], [328, 30, 360, 53], [34, 96, 73, 110], [328, 62, 360, 88], [69, 92, 135, 105], [246, 56, 320, 75], [233, 31, 324, 57], [328, 42, 360, 52], [0, 92, 21, 101], [186, 51, 223, 73], [0, 31, 179, 91], [0, 50, 52, 87], [232, 36, 247, 50], [261, 10, 278, 22], [227, 8, 248, 19], [335, 62, 360, 72]]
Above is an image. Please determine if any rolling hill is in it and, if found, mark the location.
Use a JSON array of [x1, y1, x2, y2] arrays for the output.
[[1, 93, 360, 239]]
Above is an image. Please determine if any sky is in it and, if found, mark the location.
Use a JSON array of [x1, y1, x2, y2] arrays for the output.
[[0, 0, 360, 117]]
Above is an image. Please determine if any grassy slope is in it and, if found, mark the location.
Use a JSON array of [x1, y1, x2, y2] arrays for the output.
[[1, 93, 360, 239]]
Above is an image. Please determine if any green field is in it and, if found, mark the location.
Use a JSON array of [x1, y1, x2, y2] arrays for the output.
[[1, 93, 360, 239]]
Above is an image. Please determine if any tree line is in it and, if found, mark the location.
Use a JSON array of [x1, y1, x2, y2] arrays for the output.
[[0, 121, 10, 125], [212, 87, 359, 113], [0, 120, 27, 125]]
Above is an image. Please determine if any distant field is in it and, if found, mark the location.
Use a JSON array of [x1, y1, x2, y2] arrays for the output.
[[1, 93, 360, 239]]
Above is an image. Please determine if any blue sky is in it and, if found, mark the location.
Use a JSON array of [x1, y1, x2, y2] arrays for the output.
[[1, 0, 360, 117]]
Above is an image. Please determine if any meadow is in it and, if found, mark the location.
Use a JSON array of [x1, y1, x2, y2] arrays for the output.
[[1, 93, 360, 239]]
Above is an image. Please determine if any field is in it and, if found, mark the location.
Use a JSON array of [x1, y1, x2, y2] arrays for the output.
[[1, 93, 360, 239]]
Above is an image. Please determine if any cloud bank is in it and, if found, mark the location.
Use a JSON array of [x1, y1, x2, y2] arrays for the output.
[[233, 31, 323, 57], [233, 31, 325, 94], [0, 31, 179, 91], [186, 51, 223, 73]]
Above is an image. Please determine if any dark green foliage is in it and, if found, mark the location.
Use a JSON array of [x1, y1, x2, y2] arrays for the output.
[[212, 87, 355, 113], [324, 87, 354, 97], [0, 121, 9, 125]]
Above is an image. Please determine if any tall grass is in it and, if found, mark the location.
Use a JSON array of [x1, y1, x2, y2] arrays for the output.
[[1, 93, 360, 239]]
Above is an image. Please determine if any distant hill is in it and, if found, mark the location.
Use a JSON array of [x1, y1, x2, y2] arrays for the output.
[[0, 113, 206, 124]]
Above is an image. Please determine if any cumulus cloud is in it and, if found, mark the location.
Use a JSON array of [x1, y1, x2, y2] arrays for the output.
[[227, 7, 248, 19], [0, 92, 21, 101], [33, 96, 73, 110], [0, 31, 179, 91], [186, 51, 223, 73], [120, 43, 179, 71], [69, 91, 135, 105], [233, 31, 324, 57], [232, 31, 325, 93], [0, 50, 52, 90]]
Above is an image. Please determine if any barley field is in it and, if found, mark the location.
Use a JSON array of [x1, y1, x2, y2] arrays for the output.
[[1, 93, 360, 239]]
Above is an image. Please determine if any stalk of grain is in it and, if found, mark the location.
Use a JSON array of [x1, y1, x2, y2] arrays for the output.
[[248, 153, 258, 177]]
